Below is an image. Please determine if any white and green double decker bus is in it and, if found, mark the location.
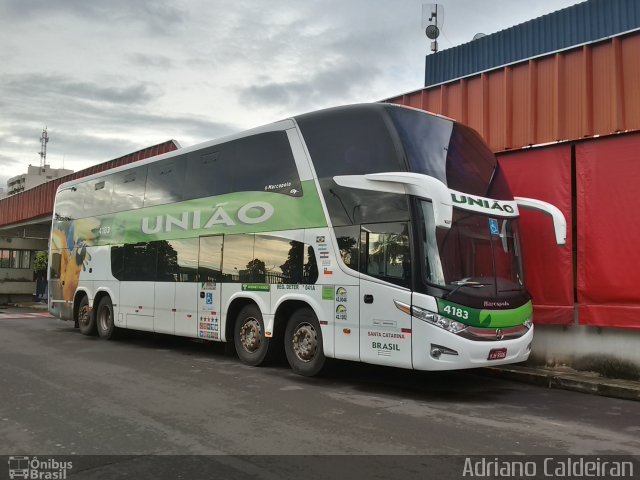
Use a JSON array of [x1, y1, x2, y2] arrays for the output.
[[48, 104, 565, 376]]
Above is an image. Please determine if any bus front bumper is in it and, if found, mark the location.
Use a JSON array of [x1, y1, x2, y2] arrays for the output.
[[412, 321, 534, 371]]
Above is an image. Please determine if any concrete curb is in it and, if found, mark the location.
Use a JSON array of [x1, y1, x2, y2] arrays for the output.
[[4, 302, 49, 311], [480, 365, 640, 402]]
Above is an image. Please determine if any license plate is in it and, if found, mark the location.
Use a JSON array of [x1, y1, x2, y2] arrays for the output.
[[487, 348, 507, 360]]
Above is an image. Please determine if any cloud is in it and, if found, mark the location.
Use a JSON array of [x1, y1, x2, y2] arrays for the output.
[[2, 74, 157, 106], [0, 0, 187, 33], [0, 69, 236, 179], [240, 61, 382, 112], [0, 0, 585, 181], [128, 53, 176, 69], [0, 153, 22, 169], [0, 112, 235, 173]]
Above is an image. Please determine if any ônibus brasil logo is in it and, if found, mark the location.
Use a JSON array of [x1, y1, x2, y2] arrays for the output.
[[141, 201, 275, 234], [8, 456, 73, 479]]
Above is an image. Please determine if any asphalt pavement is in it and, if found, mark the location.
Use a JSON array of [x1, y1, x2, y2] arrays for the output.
[[1, 308, 639, 457], [2, 308, 640, 478], [5, 302, 640, 402]]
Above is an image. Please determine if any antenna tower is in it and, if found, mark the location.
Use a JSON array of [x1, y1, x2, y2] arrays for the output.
[[39, 127, 49, 169], [422, 4, 443, 54]]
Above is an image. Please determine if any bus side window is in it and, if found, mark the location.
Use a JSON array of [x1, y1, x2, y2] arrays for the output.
[[198, 235, 223, 282], [334, 226, 360, 271], [112, 167, 147, 213], [144, 158, 186, 207], [50, 251, 63, 279], [303, 245, 318, 284], [55, 188, 83, 221], [360, 222, 411, 288], [85, 176, 114, 217], [111, 245, 124, 281], [221, 235, 256, 283], [252, 236, 317, 284], [156, 238, 199, 282], [185, 148, 234, 201], [123, 242, 157, 281], [233, 132, 302, 197]]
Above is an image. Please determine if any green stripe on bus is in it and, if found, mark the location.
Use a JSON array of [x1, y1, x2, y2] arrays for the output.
[[55, 180, 327, 246], [436, 299, 532, 328]]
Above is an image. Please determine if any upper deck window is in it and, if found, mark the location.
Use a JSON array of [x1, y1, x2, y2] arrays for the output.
[[297, 105, 402, 179], [184, 131, 302, 200]]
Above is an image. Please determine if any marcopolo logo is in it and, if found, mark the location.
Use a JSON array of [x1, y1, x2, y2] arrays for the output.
[[141, 201, 275, 234], [8, 456, 73, 480]]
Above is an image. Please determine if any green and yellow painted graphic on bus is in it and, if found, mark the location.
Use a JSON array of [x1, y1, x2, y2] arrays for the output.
[[53, 180, 326, 246]]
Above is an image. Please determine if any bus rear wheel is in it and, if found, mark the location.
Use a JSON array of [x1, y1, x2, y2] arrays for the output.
[[285, 308, 326, 377], [77, 295, 97, 336], [234, 304, 270, 366], [96, 296, 117, 340]]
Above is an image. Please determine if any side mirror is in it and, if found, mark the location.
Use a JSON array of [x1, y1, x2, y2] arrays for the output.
[[514, 197, 567, 246], [333, 172, 453, 229]]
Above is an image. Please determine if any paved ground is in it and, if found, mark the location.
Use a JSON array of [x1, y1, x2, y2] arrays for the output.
[[1, 311, 639, 458]]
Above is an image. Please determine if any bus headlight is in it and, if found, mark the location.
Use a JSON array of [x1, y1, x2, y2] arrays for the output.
[[412, 305, 467, 333], [524, 318, 533, 330]]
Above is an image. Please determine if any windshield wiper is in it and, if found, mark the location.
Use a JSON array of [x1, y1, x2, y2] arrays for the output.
[[443, 279, 492, 299]]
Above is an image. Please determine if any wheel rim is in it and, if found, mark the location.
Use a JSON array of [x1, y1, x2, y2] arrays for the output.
[[239, 317, 262, 353], [292, 322, 317, 363], [98, 305, 111, 332], [78, 305, 90, 327]]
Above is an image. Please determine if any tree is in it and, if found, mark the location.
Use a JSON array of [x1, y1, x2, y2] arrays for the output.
[[246, 258, 266, 282], [33, 251, 48, 275], [33, 251, 49, 301], [280, 241, 304, 283]]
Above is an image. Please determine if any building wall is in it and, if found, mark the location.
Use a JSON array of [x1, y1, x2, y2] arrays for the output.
[[385, 30, 640, 332], [0, 236, 47, 303], [7, 165, 74, 196], [497, 132, 640, 332], [390, 31, 640, 153], [424, 0, 640, 87]]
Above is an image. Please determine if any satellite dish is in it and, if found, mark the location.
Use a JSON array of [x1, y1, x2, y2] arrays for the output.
[[472, 33, 487, 40], [422, 3, 443, 52], [426, 24, 440, 40]]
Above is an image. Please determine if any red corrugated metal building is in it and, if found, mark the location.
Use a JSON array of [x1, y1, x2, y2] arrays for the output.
[[386, 11, 640, 331]]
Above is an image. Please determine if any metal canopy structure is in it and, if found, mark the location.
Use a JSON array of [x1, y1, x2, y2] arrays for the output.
[[0, 140, 180, 230]]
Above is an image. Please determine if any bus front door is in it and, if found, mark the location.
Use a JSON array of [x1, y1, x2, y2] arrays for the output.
[[358, 223, 413, 368]]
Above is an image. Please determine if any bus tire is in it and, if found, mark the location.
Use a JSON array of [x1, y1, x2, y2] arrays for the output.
[[96, 296, 117, 340], [234, 304, 270, 366], [285, 307, 326, 377], [77, 295, 97, 336]]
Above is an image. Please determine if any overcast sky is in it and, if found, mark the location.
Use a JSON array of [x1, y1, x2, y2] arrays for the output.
[[0, 0, 583, 187]]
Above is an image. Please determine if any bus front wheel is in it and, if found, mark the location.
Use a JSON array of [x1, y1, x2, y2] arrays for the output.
[[77, 295, 97, 336], [96, 296, 117, 340], [285, 308, 326, 377], [234, 304, 270, 366]]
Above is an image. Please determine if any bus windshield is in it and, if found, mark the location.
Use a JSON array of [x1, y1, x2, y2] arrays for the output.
[[420, 201, 525, 297], [386, 105, 514, 200]]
